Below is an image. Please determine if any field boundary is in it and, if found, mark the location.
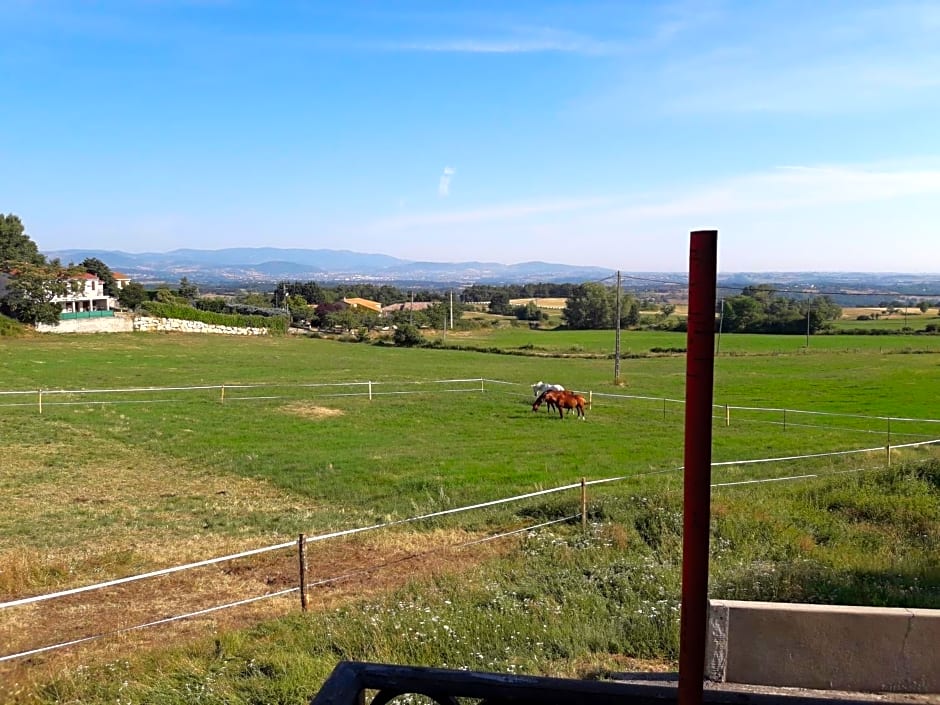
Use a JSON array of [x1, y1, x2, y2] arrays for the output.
[[2, 440, 938, 663], [2, 376, 940, 430]]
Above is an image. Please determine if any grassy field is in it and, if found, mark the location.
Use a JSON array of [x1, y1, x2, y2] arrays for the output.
[[1, 330, 938, 703]]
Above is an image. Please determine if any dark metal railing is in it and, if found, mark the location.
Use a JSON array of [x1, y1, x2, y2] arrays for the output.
[[310, 662, 884, 705]]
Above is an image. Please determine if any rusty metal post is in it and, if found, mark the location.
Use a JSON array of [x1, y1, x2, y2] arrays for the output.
[[679, 230, 718, 705], [298, 533, 308, 612]]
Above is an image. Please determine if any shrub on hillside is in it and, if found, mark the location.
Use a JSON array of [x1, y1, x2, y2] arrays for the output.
[[393, 324, 425, 347], [140, 301, 288, 333]]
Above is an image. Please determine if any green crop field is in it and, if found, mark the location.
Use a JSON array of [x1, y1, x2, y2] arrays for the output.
[[1, 330, 938, 704]]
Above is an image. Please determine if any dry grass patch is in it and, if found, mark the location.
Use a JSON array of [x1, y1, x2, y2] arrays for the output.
[[281, 402, 345, 419], [0, 527, 508, 699], [0, 439, 321, 598], [508, 297, 567, 309]]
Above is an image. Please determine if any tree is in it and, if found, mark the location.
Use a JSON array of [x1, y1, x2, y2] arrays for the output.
[[0, 214, 45, 267], [240, 291, 273, 307], [918, 300, 930, 314], [117, 281, 147, 310], [80, 257, 117, 296], [562, 283, 613, 329], [515, 301, 543, 321], [393, 323, 424, 347], [620, 297, 641, 327], [155, 287, 186, 304], [0, 262, 75, 325], [178, 277, 199, 301], [722, 295, 764, 332], [488, 292, 512, 315]]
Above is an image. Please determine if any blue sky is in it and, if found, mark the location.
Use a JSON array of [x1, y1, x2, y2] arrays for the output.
[[2, 1, 939, 272]]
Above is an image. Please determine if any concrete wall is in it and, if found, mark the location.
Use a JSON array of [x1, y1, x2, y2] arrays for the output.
[[706, 599, 940, 694], [37, 315, 134, 333]]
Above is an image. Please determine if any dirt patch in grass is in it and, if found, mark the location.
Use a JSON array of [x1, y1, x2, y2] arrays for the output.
[[0, 528, 511, 698], [281, 402, 345, 419]]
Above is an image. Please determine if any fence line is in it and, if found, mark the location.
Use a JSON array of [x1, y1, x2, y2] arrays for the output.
[[0, 587, 300, 663], [3, 444, 937, 663], [4, 376, 940, 431], [0, 515, 579, 664], [484, 379, 940, 425], [0, 479, 586, 612], [6, 438, 931, 667], [7, 433, 939, 615]]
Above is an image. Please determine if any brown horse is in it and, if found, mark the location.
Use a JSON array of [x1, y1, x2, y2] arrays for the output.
[[532, 389, 559, 414], [534, 389, 586, 420]]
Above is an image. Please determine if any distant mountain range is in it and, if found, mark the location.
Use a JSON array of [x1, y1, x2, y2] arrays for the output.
[[44, 247, 619, 286], [43, 247, 940, 301]]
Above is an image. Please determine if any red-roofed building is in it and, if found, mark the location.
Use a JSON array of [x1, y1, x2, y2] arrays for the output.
[[112, 272, 131, 291], [53, 272, 111, 314]]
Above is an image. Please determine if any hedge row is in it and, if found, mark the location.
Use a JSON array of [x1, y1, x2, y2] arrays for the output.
[[140, 302, 289, 333]]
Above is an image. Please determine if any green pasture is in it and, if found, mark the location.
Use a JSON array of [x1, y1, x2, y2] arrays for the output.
[[832, 313, 939, 331], [445, 324, 940, 355], [2, 331, 939, 704], [2, 331, 939, 529]]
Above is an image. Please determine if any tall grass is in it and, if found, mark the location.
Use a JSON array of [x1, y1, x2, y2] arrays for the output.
[[22, 459, 939, 705], [2, 333, 939, 703]]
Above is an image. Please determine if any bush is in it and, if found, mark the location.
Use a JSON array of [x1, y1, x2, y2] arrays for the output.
[[140, 301, 288, 333], [0, 314, 28, 337], [393, 324, 425, 347], [856, 315, 871, 321]]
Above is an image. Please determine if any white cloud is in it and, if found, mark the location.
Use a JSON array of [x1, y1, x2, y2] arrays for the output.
[[391, 163, 940, 230], [366, 162, 940, 270], [438, 166, 456, 197]]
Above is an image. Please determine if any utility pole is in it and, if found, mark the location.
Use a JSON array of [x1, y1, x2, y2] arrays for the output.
[[715, 298, 725, 355], [614, 271, 622, 384], [805, 299, 811, 348], [449, 289, 454, 330]]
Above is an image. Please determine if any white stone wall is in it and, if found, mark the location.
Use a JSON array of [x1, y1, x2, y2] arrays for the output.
[[132, 316, 269, 336], [36, 315, 269, 335]]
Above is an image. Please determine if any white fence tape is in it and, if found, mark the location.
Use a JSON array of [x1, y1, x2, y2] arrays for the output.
[[0, 515, 579, 663]]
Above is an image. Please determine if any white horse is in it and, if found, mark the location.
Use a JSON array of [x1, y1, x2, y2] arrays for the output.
[[531, 381, 565, 397]]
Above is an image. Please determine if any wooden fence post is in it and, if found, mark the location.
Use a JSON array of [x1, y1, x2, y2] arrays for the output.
[[783, 409, 787, 431], [220, 385, 225, 404], [725, 405, 730, 427], [588, 391, 593, 408], [38, 389, 42, 415], [663, 397, 667, 421], [368, 381, 373, 401], [298, 534, 308, 612], [887, 418, 892, 447], [580, 477, 587, 531], [885, 445, 891, 467]]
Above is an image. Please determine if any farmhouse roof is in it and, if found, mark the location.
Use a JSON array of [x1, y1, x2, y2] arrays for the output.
[[341, 297, 382, 313], [381, 301, 433, 313]]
